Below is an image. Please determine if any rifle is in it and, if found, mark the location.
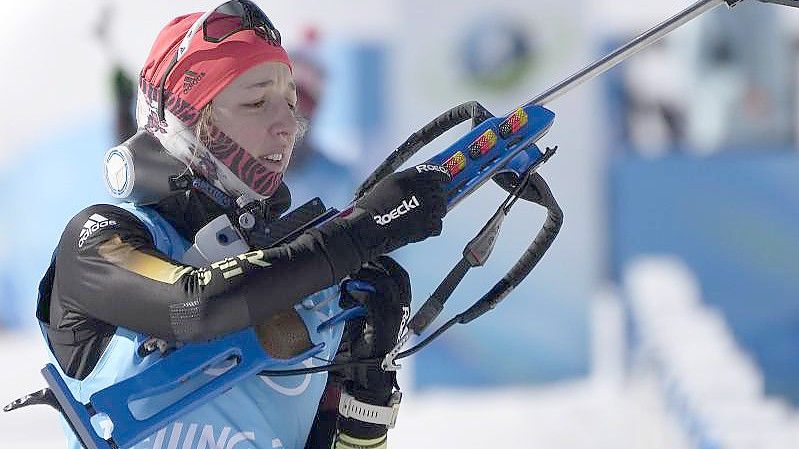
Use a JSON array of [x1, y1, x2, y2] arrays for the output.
[[8, 1, 798, 448]]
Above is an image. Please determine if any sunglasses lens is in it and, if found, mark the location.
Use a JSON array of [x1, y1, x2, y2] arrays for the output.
[[204, 2, 247, 42], [203, 1, 280, 45]]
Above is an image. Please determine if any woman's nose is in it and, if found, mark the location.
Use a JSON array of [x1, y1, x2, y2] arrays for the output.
[[269, 101, 299, 141]]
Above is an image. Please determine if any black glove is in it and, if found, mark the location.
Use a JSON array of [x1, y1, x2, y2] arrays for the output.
[[310, 164, 447, 287], [336, 256, 411, 438], [346, 165, 449, 260]]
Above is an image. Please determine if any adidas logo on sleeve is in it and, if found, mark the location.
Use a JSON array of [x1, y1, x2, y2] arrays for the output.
[[78, 213, 117, 248]]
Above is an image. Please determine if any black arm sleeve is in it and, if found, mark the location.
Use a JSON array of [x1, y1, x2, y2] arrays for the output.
[[52, 204, 364, 343]]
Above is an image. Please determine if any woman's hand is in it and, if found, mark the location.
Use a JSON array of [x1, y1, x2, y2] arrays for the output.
[[345, 165, 450, 260]]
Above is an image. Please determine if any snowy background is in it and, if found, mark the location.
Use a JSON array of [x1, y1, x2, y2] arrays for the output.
[[2, 1, 799, 448]]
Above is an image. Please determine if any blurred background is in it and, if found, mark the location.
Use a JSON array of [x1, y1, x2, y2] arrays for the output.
[[1, 0, 798, 447]]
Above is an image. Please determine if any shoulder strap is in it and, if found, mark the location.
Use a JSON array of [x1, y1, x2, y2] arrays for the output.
[[116, 203, 190, 259]]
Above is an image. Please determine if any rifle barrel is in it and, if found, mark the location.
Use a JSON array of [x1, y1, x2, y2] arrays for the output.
[[527, 0, 726, 107]]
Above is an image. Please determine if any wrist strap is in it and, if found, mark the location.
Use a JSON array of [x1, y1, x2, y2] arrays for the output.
[[338, 390, 402, 428], [334, 432, 387, 449]]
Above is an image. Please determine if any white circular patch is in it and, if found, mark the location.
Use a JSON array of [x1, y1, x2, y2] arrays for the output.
[[104, 145, 134, 198], [259, 359, 314, 396]]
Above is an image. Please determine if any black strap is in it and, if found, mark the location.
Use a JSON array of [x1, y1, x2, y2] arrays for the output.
[[407, 257, 471, 334], [355, 101, 493, 199]]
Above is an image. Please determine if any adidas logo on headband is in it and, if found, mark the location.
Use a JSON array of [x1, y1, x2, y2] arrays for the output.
[[183, 70, 206, 94]]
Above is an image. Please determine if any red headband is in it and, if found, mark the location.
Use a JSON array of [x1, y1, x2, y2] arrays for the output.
[[140, 13, 292, 125]]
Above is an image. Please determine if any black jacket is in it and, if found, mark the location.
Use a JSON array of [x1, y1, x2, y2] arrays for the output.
[[39, 186, 363, 379]]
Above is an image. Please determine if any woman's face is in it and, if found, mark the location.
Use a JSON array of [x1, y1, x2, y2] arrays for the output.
[[210, 61, 299, 174]]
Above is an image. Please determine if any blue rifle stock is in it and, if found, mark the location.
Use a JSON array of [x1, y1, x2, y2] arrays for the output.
[[428, 105, 555, 209], [42, 329, 325, 449]]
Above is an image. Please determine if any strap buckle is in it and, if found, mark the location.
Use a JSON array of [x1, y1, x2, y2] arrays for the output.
[[338, 390, 402, 428]]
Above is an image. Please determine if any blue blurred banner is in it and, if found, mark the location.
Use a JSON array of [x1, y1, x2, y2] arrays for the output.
[[0, 118, 112, 329], [609, 153, 799, 404]]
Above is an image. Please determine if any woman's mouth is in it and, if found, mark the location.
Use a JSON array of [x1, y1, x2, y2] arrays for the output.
[[256, 145, 291, 170], [257, 151, 287, 167], [262, 153, 283, 163]]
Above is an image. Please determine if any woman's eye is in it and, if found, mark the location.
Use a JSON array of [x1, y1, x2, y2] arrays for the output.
[[245, 99, 266, 108], [287, 102, 297, 111]]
